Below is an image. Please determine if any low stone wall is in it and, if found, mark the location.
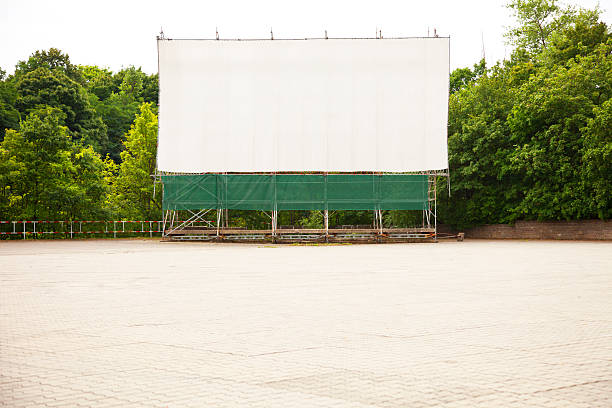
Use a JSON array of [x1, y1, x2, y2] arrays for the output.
[[443, 220, 611, 241]]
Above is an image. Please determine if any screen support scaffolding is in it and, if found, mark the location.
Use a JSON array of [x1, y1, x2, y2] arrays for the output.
[[160, 172, 444, 243]]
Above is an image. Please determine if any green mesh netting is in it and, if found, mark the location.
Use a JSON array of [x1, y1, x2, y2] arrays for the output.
[[162, 174, 428, 211]]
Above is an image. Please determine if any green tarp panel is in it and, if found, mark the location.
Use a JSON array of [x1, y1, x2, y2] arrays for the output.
[[224, 174, 274, 210], [162, 174, 219, 210], [327, 174, 378, 210], [380, 174, 430, 210], [276, 175, 326, 210], [162, 174, 428, 211]]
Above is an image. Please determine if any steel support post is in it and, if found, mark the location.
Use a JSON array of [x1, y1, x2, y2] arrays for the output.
[[162, 210, 169, 237], [434, 176, 438, 242], [170, 210, 176, 231], [324, 210, 329, 242]]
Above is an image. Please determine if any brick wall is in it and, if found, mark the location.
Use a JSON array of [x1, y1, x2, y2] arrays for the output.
[[441, 220, 612, 240]]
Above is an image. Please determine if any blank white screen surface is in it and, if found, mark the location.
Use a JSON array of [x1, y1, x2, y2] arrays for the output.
[[157, 38, 449, 172]]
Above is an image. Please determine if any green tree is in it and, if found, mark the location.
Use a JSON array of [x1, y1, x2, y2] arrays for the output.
[[504, 40, 611, 221], [14, 61, 109, 152], [15, 48, 83, 83], [119, 67, 144, 97], [0, 107, 109, 220], [112, 67, 158, 104], [439, 0, 610, 228], [450, 59, 486, 94], [80, 65, 115, 100], [543, 7, 609, 65], [0, 68, 20, 141], [142, 73, 159, 105], [0, 138, 23, 220], [506, 0, 568, 53], [84, 65, 158, 162], [109, 103, 161, 219], [91, 92, 140, 162], [582, 98, 612, 219]]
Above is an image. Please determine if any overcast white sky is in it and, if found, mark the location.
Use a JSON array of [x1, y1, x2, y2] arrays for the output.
[[0, 0, 609, 74]]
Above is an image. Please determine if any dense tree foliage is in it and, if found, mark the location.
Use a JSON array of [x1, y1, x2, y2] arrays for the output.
[[0, 107, 108, 220], [449, 59, 486, 94], [79, 65, 159, 162], [0, 49, 158, 222], [0, 69, 20, 141], [14, 65, 109, 152], [0, 0, 609, 229], [439, 0, 611, 228], [15, 48, 84, 83], [106, 103, 161, 219]]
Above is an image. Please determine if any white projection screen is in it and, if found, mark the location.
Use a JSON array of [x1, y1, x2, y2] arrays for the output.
[[157, 38, 449, 173]]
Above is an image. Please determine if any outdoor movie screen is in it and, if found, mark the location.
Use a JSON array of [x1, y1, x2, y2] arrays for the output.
[[157, 38, 449, 173]]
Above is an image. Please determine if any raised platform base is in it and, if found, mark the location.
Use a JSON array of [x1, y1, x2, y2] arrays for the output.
[[163, 227, 440, 243]]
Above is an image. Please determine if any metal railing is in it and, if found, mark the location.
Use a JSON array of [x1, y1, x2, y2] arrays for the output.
[[0, 220, 208, 239]]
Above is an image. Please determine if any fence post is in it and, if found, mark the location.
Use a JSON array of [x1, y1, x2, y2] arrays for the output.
[[23, 221, 26, 240], [70, 221, 73, 239], [149, 221, 152, 238], [113, 221, 116, 238]]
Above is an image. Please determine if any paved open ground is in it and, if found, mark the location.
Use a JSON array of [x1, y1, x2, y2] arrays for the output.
[[1, 239, 611, 407]]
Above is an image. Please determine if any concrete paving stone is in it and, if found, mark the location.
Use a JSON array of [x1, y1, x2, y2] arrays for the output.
[[1, 239, 610, 407]]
